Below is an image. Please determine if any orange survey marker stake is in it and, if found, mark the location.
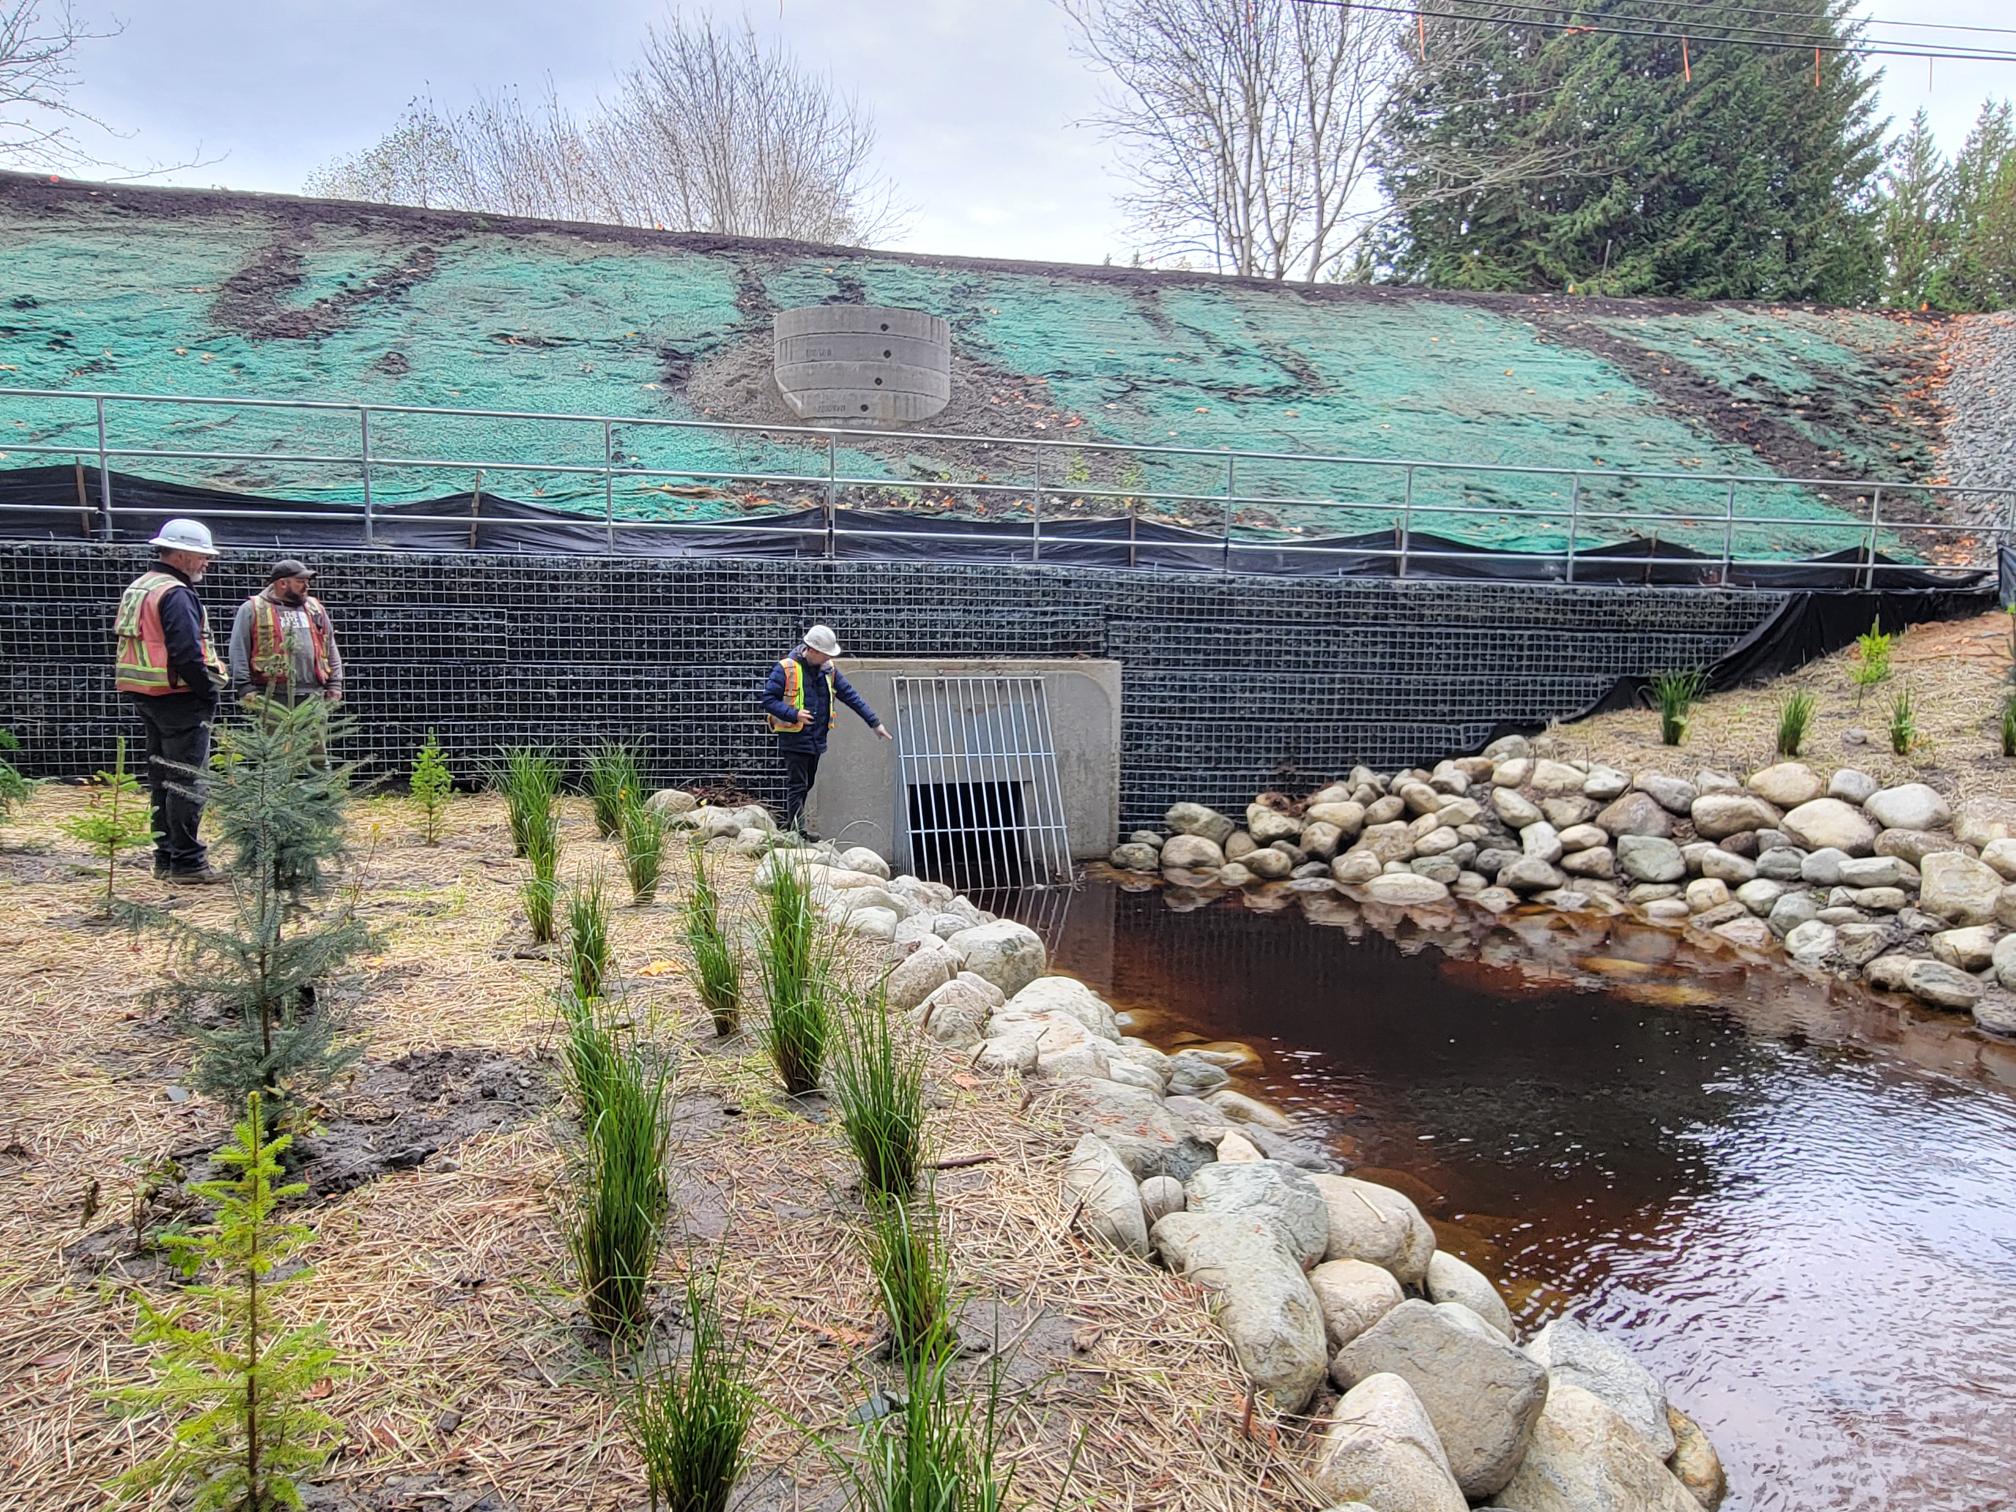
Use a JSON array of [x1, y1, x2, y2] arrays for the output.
[[1815, 46, 1822, 89], [1682, 36, 1691, 84], [1417, 13, 1427, 61]]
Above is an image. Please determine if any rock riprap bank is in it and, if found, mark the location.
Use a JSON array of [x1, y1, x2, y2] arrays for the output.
[[1114, 740, 2016, 1037], [649, 795, 1729, 1510]]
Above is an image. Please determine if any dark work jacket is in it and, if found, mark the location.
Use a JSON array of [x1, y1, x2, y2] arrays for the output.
[[760, 649, 879, 754], [157, 562, 218, 701]]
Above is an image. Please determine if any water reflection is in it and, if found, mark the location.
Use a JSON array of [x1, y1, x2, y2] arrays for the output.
[[1015, 876, 2016, 1512]]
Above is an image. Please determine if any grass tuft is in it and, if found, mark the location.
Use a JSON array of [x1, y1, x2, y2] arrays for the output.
[[754, 854, 832, 1097], [565, 873, 615, 1002], [864, 1191, 952, 1369], [587, 742, 643, 840], [625, 1271, 753, 1512], [521, 790, 560, 944], [1650, 668, 1707, 747], [1890, 684, 1918, 757], [1775, 688, 1817, 758], [492, 746, 562, 859], [830, 979, 925, 1204], [684, 843, 743, 1036], [566, 1025, 672, 1339], [621, 795, 670, 906], [2003, 689, 2016, 759]]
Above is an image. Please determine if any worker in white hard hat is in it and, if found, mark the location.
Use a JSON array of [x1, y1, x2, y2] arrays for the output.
[[759, 623, 892, 837], [112, 518, 229, 883]]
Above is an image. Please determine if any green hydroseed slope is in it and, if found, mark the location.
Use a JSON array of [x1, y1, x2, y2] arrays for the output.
[[0, 175, 1945, 557]]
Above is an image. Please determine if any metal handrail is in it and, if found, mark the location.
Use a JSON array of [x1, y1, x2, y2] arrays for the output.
[[0, 385, 2004, 582]]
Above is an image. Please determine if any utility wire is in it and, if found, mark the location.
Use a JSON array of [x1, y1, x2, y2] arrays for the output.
[[1291, 0, 2016, 62], [1633, 0, 2016, 41]]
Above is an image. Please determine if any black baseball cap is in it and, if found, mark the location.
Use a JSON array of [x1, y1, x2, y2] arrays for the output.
[[267, 558, 316, 582]]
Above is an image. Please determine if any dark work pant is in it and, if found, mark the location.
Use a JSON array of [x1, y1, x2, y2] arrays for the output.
[[781, 748, 822, 834], [129, 691, 215, 872]]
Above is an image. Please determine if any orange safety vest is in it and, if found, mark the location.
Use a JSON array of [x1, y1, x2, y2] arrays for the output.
[[767, 657, 837, 734], [114, 570, 226, 695], [247, 592, 335, 688]]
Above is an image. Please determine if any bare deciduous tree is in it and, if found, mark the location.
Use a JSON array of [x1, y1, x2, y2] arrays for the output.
[[304, 12, 903, 245], [0, 0, 209, 177], [1058, 0, 1398, 282]]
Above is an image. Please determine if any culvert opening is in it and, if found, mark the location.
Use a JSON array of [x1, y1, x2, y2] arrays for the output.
[[907, 778, 1032, 887], [890, 674, 1072, 892]]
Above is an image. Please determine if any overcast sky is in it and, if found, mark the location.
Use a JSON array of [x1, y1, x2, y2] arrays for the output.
[[34, 0, 2016, 267]]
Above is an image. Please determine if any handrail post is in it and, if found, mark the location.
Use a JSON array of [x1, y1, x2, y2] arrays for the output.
[[602, 420, 616, 552], [1222, 453, 1235, 572], [1564, 472, 1581, 583], [1398, 464, 1414, 579], [1863, 486, 1883, 592], [360, 407, 375, 547], [824, 434, 836, 559], [1718, 479, 1737, 587], [95, 395, 112, 541], [1031, 450, 1043, 564]]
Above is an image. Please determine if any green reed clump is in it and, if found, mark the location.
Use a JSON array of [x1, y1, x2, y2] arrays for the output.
[[684, 843, 742, 1036], [567, 1033, 672, 1339], [521, 792, 560, 944], [621, 794, 670, 905], [493, 746, 562, 858], [586, 742, 644, 840], [625, 1272, 753, 1512], [566, 873, 615, 1002], [1650, 669, 1708, 747], [559, 988, 620, 1127], [830, 979, 925, 1204], [754, 855, 832, 1097], [1890, 685, 1919, 756], [865, 1191, 952, 1369], [2002, 689, 2016, 759], [1775, 688, 1817, 758]]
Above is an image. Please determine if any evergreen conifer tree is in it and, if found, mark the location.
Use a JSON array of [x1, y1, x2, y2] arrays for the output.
[[1878, 110, 1950, 308], [61, 736, 156, 914], [1934, 101, 2016, 311], [1377, 1, 1884, 301], [137, 697, 373, 1111], [110, 1091, 342, 1510]]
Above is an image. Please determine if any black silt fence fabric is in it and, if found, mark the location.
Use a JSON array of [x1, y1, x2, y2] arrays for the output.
[[4, 542, 1805, 830], [0, 466, 1987, 590]]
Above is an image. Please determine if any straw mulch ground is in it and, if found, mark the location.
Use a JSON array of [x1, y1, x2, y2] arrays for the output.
[[1540, 608, 2016, 801], [0, 790, 1301, 1510]]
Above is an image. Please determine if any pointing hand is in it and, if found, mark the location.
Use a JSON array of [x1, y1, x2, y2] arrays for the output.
[[874, 724, 894, 742]]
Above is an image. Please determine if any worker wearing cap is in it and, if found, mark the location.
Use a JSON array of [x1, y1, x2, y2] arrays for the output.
[[113, 518, 228, 883], [759, 624, 892, 837], [229, 558, 345, 707]]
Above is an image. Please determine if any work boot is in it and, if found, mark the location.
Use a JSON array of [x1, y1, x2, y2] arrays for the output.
[[153, 856, 170, 880], [168, 866, 228, 887]]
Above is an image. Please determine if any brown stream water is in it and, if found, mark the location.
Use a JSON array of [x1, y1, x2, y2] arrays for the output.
[[1020, 876, 2016, 1512]]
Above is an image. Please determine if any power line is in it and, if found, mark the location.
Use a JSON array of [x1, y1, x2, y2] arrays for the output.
[[1291, 0, 2016, 62], [1646, 0, 2016, 42]]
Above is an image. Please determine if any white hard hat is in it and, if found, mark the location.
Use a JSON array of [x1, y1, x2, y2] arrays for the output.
[[804, 624, 842, 656], [149, 518, 218, 556]]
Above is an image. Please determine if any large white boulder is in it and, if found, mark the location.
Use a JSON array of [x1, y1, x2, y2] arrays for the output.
[[1063, 1133, 1149, 1258], [1779, 798, 1878, 856], [1746, 763, 1823, 808], [945, 920, 1047, 998], [1310, 1175, 1435, 1285], [882, 937, 961, 1014], [1525, 1317, 1675, 1459], [1864, 783, 1952, 833], [1492, 1382, 1699, 1512], [908, 972, 1004, 1048], [1425, 1250, 1515, 1338], [1308, 1373, 1468, 1512], [1003, 976, 1121, 1041], [1165, 802, 1236, 845], [1689, 793, 1781, 841], [1309, 1258, 1406, 1352], [1360, 873, 1451, 906], [1151, 1211, 1328, 1411], [1184, 1160, 1331, 1270], [1332, 1299, 1549, 1499], [1921, 852, 2005, 927]]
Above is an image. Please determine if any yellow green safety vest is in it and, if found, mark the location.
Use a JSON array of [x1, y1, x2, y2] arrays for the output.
[[768, 657, 837, 734], [114, 570, 226, 695]]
